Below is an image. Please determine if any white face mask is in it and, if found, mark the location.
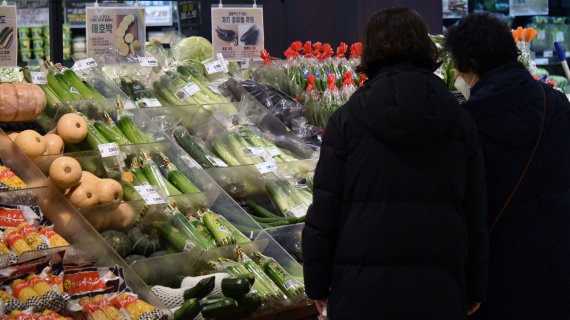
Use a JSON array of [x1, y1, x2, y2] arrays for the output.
[[454, 73, 476, 100]]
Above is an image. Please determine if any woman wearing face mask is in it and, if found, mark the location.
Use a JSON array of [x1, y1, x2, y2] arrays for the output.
[[303, 7, 488, 319], [446, 13, 570, 319]]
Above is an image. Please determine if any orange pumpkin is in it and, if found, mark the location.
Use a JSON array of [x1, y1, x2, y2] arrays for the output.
[[0, 83, 46, 122]]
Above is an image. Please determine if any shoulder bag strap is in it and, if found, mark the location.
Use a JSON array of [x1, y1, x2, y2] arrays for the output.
[[490, 83, 548, 232]]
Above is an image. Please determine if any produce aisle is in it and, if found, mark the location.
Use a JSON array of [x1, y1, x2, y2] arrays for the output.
[[0, 36, 326, 319]]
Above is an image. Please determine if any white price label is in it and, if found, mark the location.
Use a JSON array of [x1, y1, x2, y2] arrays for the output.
[[141, 98, 162, 108], [183, 82, 201, 96], [557, 32, 565, 42], [205, 60, 224, 75], [134, 185, 166, 205], [138, 57, 159, 67], [70, 87, 79, 94], [538, 30, 546, 40], [240, 58, 251, 69], [247, 147, 267, 156], [206, 155, 227, 167], [267, 146, 281, 157], [208, 85, 222, 95], [30, 72, 47, 85], [256, 161, 277, 174], [74, 58, 98, 71], [543, 50, 553, 58], [98, 143, 120, 158]]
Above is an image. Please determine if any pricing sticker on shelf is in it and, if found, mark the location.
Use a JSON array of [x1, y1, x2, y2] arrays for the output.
[[266, 146, 281, 157], [247, 147, 267, 156], [134, 185, 166, 205], [98, 143, 120, 158], [183, 82, 201, 96], [74, 58, 98, 71], [140, 98, 162, 108], [256, 161, 277, 174], [205, 60, 225, 75], [543, 50, 553, 58], [138, 57, 159, 67], [30, 72, 47, 85], [206, 155, 228, 167]]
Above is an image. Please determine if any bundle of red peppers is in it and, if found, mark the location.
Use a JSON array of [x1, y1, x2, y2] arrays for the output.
[[256, 41, 366, 128]]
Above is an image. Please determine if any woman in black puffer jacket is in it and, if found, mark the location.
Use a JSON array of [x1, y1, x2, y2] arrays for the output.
[[446, 13, 570, 320], [302, 7, 488, 320]]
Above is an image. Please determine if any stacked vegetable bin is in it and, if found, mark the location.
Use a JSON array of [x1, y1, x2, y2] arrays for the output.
[[0, 41, 318, 318]]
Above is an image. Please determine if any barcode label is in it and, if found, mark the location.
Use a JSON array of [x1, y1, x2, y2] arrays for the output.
[[256, 161, 277, 174], [240, 58, 250, 69], [206, 155, 227, 167], [138, 57, 159, 67], [30, 72, 47, 85], [98, 142, 120, 158], [205, 60, 224, 74], [267, 146, 281, 156], [183, 82, 201, 96], [74, 58, 98, 71], [134, 184, 166, 205], [247, 147, 267, 156], [175, 88, 190, 101], [141, 98, 162, 107]]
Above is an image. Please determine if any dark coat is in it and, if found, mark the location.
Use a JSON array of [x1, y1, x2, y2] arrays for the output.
[[465, 62, 570, 320], [302, 66, 488, 320]]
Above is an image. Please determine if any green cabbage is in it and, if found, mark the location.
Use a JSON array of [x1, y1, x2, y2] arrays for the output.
[[173, 36, 213, 63]]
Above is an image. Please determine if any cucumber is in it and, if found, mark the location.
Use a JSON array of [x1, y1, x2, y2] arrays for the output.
[[217, 215, 251, 244], [173, 298, 200, 320], [187, 215, 218, 249], [118, 116, 154, 144], [94, 120, 132, 145], [166, 164, 201, 194], [221, 276, 252, 299], [121, 179, 143, 201], [235, 292, 262, 315], [183, 276, 215, 300], [202, 210, 236, 246], [248, 201, 282, 219], [172, 126, 226, 169], [200, 297, 238, 319], [156, 222, 196, 252], [141, 153, 182, 196]]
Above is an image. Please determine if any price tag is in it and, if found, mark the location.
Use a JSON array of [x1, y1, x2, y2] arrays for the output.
[[183, 82, 201, 96], [206, 155, 228, 167], [70, 87, 79, 94], [556, 32, 565, 42], [30, 72, 47, 85], [205, 60, 224, 75], [74, 58, 98, 71], [535, 58, 549, 65], [247, 147, 267, 156], [543, 50, 553, 58], [98, 143, 120, 158], [256, 161, 277, 174], [266, 146, 281, 157], [141, 98, 162, 108], [240, 58, 250, 69], [134, 184, 166, 205], [208, 85, 222, 95], [138, 57, 159, 67]]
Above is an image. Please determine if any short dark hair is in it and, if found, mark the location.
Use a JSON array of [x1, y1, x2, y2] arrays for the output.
[[445, 13, 519, 76], [357, 7, 440, 75]]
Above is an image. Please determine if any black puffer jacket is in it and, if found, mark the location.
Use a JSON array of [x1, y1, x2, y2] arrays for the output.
[[466, 62, 570, 320], [302, 66, 488, 320]]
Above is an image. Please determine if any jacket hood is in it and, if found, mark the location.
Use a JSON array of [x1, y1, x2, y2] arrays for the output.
[[350, 66, 460, 143]]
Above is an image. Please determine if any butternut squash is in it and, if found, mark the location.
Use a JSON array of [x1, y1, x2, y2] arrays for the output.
[[0, 83, 46, 122]]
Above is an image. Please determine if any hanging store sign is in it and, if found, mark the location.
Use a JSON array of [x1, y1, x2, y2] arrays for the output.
[[211, 5, 264, 61], [509, 0, 548, 16], [86, 5, 146, 58], [0, 4, 17, 67]]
